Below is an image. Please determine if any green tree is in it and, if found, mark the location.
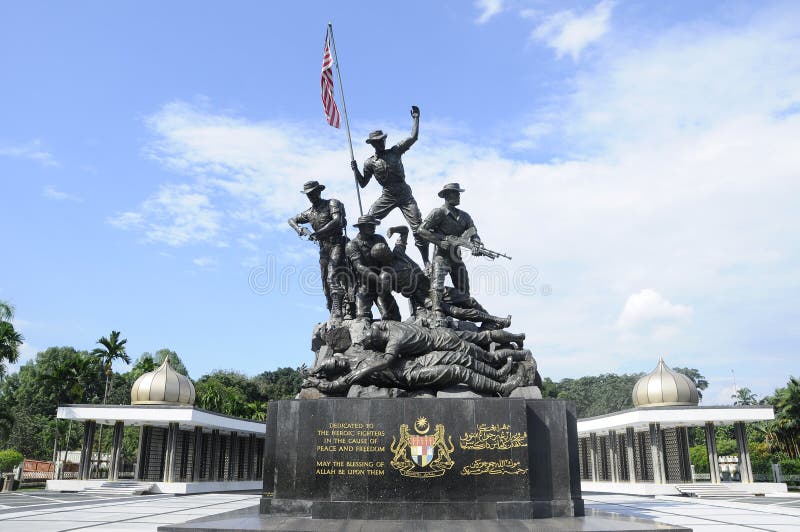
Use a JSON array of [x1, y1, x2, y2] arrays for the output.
[[0, 301, 23, 378], [732, 387, 759, 406], [90, 331, 130, 404], [555, 373, 643, 418], [767, 376, 800, 458], [195, 375, 249, 417], [672, 367, 709, 400], [141, 349, 189, 378], [254, 367, 304, 401]]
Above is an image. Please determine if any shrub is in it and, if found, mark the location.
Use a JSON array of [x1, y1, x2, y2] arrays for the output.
[[689, 445, 709, 473], [0, 449, 23, 473], [780, 458, 800, 475]]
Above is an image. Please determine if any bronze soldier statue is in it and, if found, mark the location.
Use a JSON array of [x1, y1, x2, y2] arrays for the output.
[[304, 347, 525, 396], [369, 225, 430, 311], [418, 183, 482, 326], [350, 106, 430, 268], [288, 181, 349, 321], [326, 320, 531, 389], [345, 215, 401, 321]]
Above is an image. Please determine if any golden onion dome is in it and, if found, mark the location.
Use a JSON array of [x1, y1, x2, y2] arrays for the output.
[[130, 358, 195, 406], [632, 357, 699, 408]]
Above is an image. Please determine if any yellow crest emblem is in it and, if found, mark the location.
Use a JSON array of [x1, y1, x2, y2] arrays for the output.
[[389, 417, 455, 478]]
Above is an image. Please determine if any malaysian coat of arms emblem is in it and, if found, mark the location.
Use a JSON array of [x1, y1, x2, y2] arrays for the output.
[[390, 417, 455, 478]]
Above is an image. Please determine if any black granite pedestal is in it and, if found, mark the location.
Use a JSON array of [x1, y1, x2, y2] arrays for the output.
[[260, 398, 583, 521]]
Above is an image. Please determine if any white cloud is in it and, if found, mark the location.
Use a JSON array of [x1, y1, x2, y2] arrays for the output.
[[109, 183, 222, 246], [0, 139, 58, 167], [475, 0, 504, 24], [616, 289, 693, 332], [192, 256, 217, 268], [43, 185, 82, 202], [530, 0, 615, 60]]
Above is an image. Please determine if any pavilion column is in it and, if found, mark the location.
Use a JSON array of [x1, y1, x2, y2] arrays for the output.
[[134, 425, 150, 481], [248, 434, 257, 481], [78, 420, 96, 480], [229, 432, 240, 481], [191, 427, 203, 482], [678, 427, 693, 482], [209, 430, 220, 481], [163, 422, 179, 482], [588, 433, 599, 482], [608, 430, 619, 483], [734, 421, 753, 483], [625, 427, 637, 483], [705, 422, 721, 484], [108, 421, 125, 480], [649, 423, 666, 484]]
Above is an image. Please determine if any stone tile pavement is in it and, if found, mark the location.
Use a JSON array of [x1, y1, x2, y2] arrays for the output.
[[0, 490, 798, 531], [0, 491, 260, 531], [584, 493, 800, 531]]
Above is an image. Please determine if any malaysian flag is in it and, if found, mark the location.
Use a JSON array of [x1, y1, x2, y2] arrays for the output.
[[321, 29, 341, 128]]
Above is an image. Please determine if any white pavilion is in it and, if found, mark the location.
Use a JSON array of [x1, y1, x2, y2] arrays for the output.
[[576, 358, 787, 495], [47, 358, 265, 494]]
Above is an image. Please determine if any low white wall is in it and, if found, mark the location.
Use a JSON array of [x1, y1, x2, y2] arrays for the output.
[[581, 480, 788, 496], [46, 479, 262, 494]]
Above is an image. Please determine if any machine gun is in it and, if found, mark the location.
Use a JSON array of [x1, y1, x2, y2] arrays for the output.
[[444, 227, 511, 260]]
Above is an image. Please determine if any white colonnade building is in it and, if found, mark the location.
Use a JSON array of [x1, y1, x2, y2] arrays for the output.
[[576, 358, 786, 495], [48, 359, 265, 494]]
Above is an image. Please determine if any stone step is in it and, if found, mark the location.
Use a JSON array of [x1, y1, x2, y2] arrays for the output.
[[674, 484, 755, 498], [82, 481, 154, 496]]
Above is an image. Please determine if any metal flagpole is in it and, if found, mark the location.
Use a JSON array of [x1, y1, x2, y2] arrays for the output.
[[327, 22, 363, 216]]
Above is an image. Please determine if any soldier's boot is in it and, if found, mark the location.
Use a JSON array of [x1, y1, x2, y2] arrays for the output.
[[343, 298, 355, 320], [491, 348, 532, 364], [499, 373, 525, 396], [468, 357, 512, 381], [430, 289, 448, 328], [473, 312, 511, 330], [329, 289, 344, 322], [467, 371, 523, 396], [489, 330, 525, 347], [466, 373, 503, 395], [355, 292, 374, 320]]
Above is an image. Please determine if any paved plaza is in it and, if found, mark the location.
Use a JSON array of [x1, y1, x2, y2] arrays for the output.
[[0, 491, 260, 531], [584, 493, 800, 531], [0, 490, 798, 531]]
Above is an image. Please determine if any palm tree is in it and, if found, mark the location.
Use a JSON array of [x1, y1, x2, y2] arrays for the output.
[[0, 301, 23, 378], [90, 330, 130, 404], [732, 387, 758, 406], [90, 331, 130, 475]]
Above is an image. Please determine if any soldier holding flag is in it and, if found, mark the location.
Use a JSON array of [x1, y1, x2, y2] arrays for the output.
[[350, 106, 430, 269]]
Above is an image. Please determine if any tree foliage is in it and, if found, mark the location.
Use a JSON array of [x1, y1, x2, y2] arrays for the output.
[[551, 373, 644, 418], [672, 367, 709, 400], [732, 387, 759, 406], [0, 301, 23, 378]]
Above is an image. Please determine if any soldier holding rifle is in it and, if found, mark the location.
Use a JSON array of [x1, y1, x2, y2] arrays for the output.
[[418, 183, 510, 326]]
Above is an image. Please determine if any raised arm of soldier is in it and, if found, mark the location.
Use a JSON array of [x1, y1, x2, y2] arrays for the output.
[[396, 105, 420, 153], [386, 225, 409, 252], [350, 105, 420, 187]]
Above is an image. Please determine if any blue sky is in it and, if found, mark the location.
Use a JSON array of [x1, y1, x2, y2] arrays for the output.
[[2, 1, 798, 405]]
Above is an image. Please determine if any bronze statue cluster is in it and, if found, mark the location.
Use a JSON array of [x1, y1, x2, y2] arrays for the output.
[[289, 107, 538, 398]]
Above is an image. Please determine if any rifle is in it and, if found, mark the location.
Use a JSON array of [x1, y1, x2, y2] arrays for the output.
[[444, 227, 511, 260]]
